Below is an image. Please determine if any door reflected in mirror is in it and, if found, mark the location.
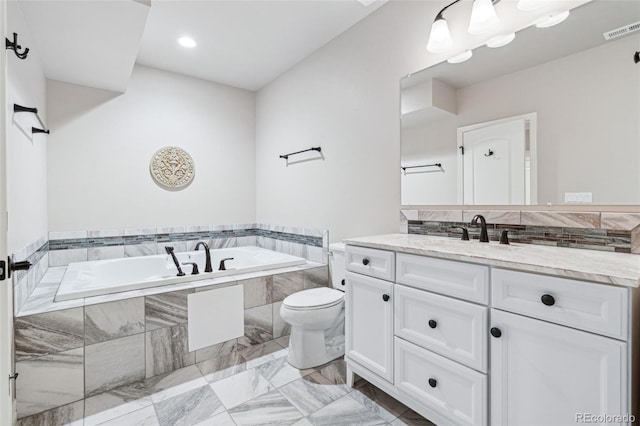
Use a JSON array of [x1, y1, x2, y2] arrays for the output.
[[400, 1, 640, 206]]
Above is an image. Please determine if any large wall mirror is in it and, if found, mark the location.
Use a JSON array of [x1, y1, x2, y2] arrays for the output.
[[400, 1, 640, 206]]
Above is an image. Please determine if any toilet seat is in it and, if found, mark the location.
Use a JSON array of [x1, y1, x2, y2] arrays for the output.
[[283, 287, 344, 310]]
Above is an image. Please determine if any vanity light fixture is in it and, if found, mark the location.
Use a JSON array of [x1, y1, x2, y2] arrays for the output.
[[535, 10, 570, 28], [447, 50, 473, 63], [426, 0, 500, 53], [486, 32, 516, 48], [177, 36, 197, 48]]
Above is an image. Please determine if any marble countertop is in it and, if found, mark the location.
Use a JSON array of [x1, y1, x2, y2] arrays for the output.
[[343, 234, 640, 288]]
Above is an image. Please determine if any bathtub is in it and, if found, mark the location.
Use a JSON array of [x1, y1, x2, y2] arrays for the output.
[[55, 246, 307, 301]]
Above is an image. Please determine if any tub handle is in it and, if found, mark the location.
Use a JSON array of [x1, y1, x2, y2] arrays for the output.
[[219, 257, 234, 271], [182, 262, 199, 275]]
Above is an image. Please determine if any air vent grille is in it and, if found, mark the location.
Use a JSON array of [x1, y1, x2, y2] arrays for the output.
[[603, 21, 640, 40]]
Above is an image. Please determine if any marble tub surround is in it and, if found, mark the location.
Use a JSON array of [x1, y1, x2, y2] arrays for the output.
[[48, 223, 328, 266], [12, 235, 49, 314], [17, 347, 431, 426], [14, 265, 329, 420], [344, 233, 640, 287]]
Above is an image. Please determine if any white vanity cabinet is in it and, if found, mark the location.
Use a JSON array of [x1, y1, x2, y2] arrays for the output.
[[345, 243, 637, 426]]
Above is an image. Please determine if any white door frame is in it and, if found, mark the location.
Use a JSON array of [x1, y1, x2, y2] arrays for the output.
[[457, 112, 538, 205], [0, 0, 14, 423]]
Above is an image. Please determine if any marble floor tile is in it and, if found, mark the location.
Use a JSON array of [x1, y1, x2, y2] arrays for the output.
[[274, 335, 290, 348], [228, 389, 304, 426], [243, 304, 273, 344], [279, 372, 350, 417], [145, 289, 193, 331], [85, 334, 146, 396], [85, 298, 145, 345], [15, 308, 84, 361], [84, 395, 153, 426], [390, 409, 436, 426], [314, 359, 347, 385], [97, 405, 159, 426], [154, 384, 225, 426], [148, 365, 208, 404], [16, 348, 84, 418], [16, 400, 84, 426], [146, 324, 195, 378], [210, 368, 273, 409], [255, 356, 314, 388], [239, 340, 284, 367], [195, 338, 238, 363], [351, 380, 410, 423], [272, 271, 304, 302], [192, 411, 236, 426], [306, 394, 387, 426], [197, 352, 247, 383]]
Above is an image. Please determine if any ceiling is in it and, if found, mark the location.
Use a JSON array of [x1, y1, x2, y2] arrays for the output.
[[18, 0, 388, 93]]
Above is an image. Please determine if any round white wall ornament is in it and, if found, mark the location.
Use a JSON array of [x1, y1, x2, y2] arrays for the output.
[[149, 146, 195, 190]]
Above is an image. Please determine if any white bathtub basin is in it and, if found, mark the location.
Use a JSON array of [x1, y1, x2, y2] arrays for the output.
[[55, 246, 307, 301]]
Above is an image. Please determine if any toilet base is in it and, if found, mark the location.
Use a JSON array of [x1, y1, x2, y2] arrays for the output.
[[286, 313, 345, 369]]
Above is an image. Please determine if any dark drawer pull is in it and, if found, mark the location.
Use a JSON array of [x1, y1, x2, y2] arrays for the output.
[[428, 378, 437, 388], [541, 294, 555, 306], [341, 279, 345, 286], [362, 258, 370, 266], [382, 294, 390, 302], [490, 327, 502, 338], [428, 319, 437, 329]]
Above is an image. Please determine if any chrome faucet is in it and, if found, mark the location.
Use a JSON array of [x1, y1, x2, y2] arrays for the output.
[[165, 246, 186, 276], [470, 214, 490, 243], [194, 241, 213, 273]]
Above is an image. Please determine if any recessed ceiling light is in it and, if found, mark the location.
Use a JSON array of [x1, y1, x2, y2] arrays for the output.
[[486, 32, 516, 48], [447, 50, 473, 64], [535, 11, 570, 28], [177, 36, 197, 48]]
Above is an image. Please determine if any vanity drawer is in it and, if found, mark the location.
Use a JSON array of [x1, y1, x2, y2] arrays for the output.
[[345, 246, 395, 281], [396, 253, 489, 304], [395, 337, 487, 426], [492, 268, 628, 340], [394, 284, 487, 372]]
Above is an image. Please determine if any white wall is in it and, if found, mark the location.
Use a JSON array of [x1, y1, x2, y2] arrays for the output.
[[47, 65, 256, 232], [6, 2, 48, 253], [402, 34, 640, 205], [255, 1, 448, 242]]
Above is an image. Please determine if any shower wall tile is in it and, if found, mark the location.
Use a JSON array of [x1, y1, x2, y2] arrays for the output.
[[145, 324, 195, 377], [156, 241, 187, 255], [85, 334, 145, 396], [243, 304, 273, 344], [272, 271, 304, 302], [241, 276, 273, 309], [15, 308, 84, 361], [210, 237, 237, 249], [145, 289, 193, 331], [124, 243, 157, 257], [84, 298, 145, 345], [16, 348, 84, 418], [49, 248, 87, 267], [237, 236, 257, 247], [304, 266, 329, 289], [16, 400, 84, 426], [88, 229, 124, 238], [124, 227, 157, 236], [88, 246, 125, 261], [307, 246, 324, 264]]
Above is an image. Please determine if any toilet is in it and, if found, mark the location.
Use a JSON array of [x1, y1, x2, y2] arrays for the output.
[[280, 243, 346, 369]]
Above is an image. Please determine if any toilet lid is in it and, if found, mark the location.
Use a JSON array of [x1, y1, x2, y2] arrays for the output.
[[283, 287, 344, 309]]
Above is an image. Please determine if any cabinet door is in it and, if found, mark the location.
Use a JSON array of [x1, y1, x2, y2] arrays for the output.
[[491, 309, 627, 426], [345, 272, 394, 383]]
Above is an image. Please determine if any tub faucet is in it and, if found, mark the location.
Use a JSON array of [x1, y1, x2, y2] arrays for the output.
[[470, 214, 490, 243], [165, 246, 186, 276], [194, 241, 213, 273], [219, 257, 234, 271]]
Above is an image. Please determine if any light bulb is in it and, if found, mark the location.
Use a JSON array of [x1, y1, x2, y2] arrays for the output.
[[447, 50, 473, 64], [468, 0, 500, 35], [486, 32, 515, 48], [427, 18, 453, 53], [535, 10, 570, 28]]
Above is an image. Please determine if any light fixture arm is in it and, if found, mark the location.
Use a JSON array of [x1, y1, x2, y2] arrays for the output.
[[434, 0, 462, 22]]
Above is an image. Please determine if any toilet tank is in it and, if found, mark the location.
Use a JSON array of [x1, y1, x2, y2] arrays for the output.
[[329, 243, 346, 290]]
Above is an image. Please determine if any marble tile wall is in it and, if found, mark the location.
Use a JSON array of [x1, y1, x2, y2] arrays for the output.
[[12, 235, 49, 314], [402, 209, 640, 254], [14, 265, 329, 419], [47, 223, 328, 266]]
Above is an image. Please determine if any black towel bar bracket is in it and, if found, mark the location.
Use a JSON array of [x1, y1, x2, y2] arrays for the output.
[[279, 147, 322, 160], [5, 33, 29, 60], [401, 163, 442, 172], [13, 103, 50, 135]]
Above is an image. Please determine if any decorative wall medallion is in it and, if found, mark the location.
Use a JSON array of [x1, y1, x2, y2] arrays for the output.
[[149, 146, 195, 190]]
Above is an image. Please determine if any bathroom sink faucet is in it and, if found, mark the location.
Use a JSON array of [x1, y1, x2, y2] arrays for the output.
[[470, 214, 490, 243], [194, 241, 213, 273], [165, 246, 186, 276]]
